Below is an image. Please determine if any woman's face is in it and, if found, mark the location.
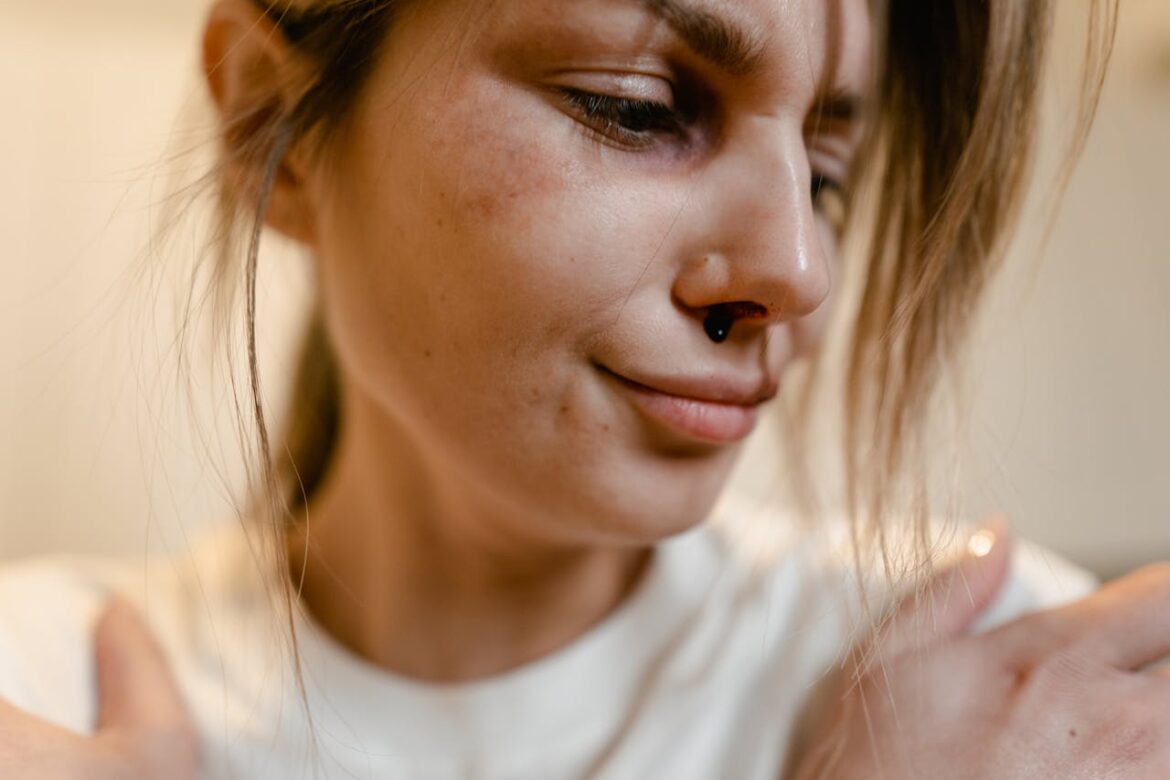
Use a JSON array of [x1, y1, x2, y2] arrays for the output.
[[305, 0, 870, 544]]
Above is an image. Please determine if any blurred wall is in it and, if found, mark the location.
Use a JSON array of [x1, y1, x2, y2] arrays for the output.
[[1, 1, 1167, 575], [1, 0, 218, 560], [958, 3, 1170, 576]]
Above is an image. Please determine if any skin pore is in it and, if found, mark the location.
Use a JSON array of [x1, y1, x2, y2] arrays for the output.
[[207, 0, 869, 682]]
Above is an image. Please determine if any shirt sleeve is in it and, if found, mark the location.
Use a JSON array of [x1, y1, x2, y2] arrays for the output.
[[0, 559, 108, 734], [970, 535, 1098, 634]]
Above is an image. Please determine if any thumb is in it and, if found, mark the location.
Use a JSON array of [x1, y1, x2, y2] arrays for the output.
[[93, 597, 191, 736], [874, 517, 1013, 660]]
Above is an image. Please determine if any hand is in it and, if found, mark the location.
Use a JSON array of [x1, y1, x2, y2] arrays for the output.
[[789, 523, 1170, 779], [0, 598, 199, 780]]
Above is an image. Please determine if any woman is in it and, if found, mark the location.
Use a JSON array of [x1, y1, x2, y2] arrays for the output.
[[1, 0, 1167, 778]]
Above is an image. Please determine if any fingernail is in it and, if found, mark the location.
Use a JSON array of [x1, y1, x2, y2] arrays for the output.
[[966, 517, 1006, 558], [967, 528, 996, 558]]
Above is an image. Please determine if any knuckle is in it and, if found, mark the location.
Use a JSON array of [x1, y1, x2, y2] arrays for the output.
[[1015, 649, 1096, 698], [1097, 703, 1159, 766], [1005, 608, 1080, 660]]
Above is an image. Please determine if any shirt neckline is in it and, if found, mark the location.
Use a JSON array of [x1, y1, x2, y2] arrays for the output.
[[285, 523, 723, 759]]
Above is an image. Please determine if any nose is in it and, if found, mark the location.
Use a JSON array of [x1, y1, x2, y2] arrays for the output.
[[671, 124, 832, 336]]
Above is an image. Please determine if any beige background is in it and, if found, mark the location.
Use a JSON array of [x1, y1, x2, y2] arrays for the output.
[[1, 1, 1167, 577]]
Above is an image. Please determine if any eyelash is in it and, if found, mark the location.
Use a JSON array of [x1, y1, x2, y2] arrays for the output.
[[560, 88, 686, 149], [561, 88, 846, 214], [811, 174, 844, 204]]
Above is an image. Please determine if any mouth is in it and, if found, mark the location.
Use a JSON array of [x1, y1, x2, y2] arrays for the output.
[[597, 365, 778, 445]]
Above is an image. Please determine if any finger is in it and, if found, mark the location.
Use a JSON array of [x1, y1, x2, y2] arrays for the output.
[[1065, 563, 1170, 670], [874, 518, 1014, 660], [93, 598, 191, 735]]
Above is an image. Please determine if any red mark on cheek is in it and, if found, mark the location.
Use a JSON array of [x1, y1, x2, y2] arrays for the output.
[[450, 132, 566, 222]]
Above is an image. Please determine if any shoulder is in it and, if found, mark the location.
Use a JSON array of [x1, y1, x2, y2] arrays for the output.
[[0, 523, 274, 736], [972, 534, 1097, 633], [0, 555, 113, 731], [702, 503, 1099, 728], [706, 501, 1098, 648]]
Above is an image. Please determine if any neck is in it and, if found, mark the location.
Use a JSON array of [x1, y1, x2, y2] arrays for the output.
[[286, 386, 652, 683]]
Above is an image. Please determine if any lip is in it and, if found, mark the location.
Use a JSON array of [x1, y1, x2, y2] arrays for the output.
[[599, 366, 778, 444]]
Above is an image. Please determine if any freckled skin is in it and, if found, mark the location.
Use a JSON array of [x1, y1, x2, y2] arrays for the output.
[[305, 0, 869, 547]]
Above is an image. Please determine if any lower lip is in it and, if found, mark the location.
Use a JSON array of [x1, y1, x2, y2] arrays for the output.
[[606, 372, 760, 444]]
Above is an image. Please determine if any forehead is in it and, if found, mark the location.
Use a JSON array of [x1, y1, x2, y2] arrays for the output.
[[772, 0, 875, 95], [698, 0, 873, 97], [482, 0, 874, 103]]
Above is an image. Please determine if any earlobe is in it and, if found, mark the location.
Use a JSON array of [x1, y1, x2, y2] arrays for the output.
[[202, 0, 318, 246]]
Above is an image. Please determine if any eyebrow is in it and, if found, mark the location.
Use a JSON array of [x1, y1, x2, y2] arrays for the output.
[[638, 0, 765, 76]]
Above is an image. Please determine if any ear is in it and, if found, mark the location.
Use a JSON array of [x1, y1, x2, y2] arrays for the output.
[[203, 0, 318, 246]]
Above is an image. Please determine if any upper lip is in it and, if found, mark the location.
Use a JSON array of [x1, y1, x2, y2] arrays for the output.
[[600, 365, 780, 407]]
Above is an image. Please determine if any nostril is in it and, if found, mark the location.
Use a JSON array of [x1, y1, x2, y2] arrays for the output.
[[703, 302, 769, 343], [724, 301, 769, 321]]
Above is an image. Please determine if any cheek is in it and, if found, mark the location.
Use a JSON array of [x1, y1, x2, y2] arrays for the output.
[[326, 75, 683, 364], [312, 68, 657, 435]]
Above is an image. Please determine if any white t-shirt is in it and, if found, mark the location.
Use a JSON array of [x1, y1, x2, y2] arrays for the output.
[[0, 509, 1095, 780]]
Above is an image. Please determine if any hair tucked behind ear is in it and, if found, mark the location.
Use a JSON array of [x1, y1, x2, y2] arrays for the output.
[[188, 0, 402, 754], [201, 0, 399, 524]]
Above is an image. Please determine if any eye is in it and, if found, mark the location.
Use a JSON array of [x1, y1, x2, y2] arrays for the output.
[[811, 173, 847, 231], [560, 88, 687, 150], [810, 173, 839, 201]]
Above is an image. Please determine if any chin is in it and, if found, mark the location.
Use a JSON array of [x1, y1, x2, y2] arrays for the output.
[[560, 454, 735, 548]]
